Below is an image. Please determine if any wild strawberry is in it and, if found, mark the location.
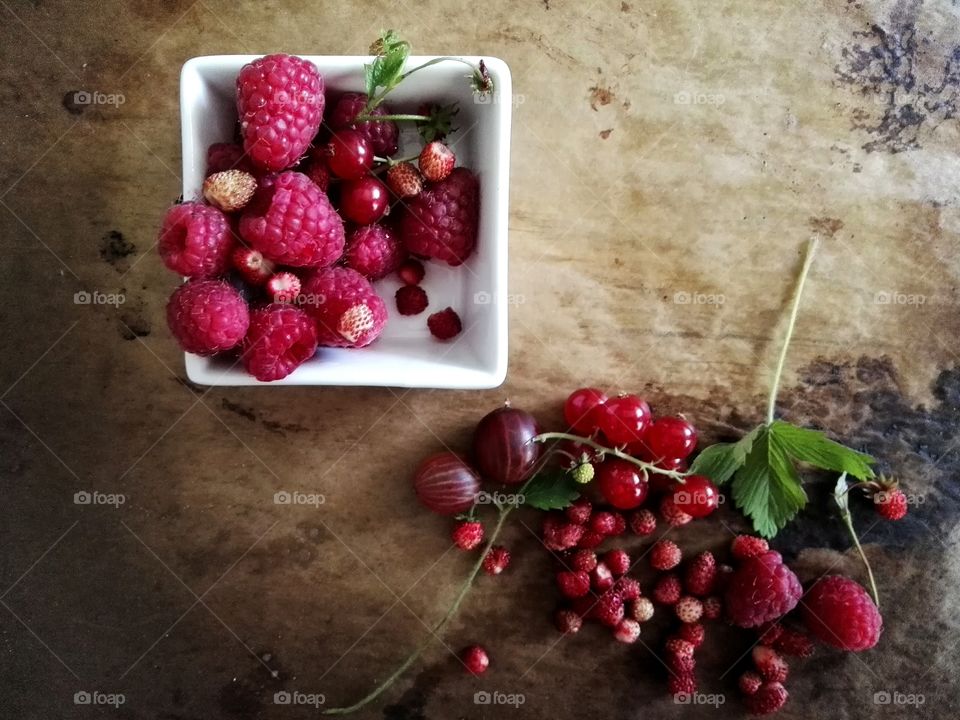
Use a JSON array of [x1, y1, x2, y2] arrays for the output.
[[570, 462, 595, 484], [557, 570, 591, 599], [577, 530, 605, 549], [773, 627, 815, 657], [570, 549, 598, 572], [668, 653, 696, 674], [752, 645, 789, 682], [589, 511, 622, 536], [801, 575, 882, 651], [565, 498, 592, 525], [629, 508, 657, 536], [482, 546, 510, 575], [591, 562, 615, 592], [653, 574, 682, 605], [397, 258, 425, 285], [757, 622, 784, 645], [659, 496, 692, 527], [231, 246, 275, 285], [650, 540, 682, 571], [543, 519, 584, 551], [615, 577, 641, 602], [555, 608, 582, 634], [664, 637, 695, 659], [386, 161, 424, 198], [427, 307, 462, 341], [738, 671, 763, 696], [676, 622, 705, 648], [745, 681, 788, 715], [675, 596, 704, 623], [609, 513, 627, 535], [874, 488, 908, 520], [418, 141, 455, 182], [571, 595, 595, 618], [265, 271, 301, 303], [667, 673, 697, 696], [629, 597, 655, 623], [395, 285, 429, 315], [203, 169, 257, 212], [594, 591, 625, 627], [684, 551, 717, 596], [702, 596, 722, 621], [613, 618, 641, 644], [451, 520, 484, 550], [731, 535, 769, 561], [460, 644, 489, 675], [603, 549, 631, 576]]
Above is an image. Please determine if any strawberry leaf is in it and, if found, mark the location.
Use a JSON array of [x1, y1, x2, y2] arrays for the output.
[[769, 421, 875, 480], [689, 426, 760, 484], [522, 471, 580, 511], [731, 428, 807, 538]]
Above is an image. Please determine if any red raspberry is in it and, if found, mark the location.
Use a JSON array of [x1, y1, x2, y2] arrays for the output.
[[589, 511, 620, 536], [241, 304, 318, 381], [591, 562, 615, 592], [395, 285, 428, 316], [427, 307, 462, 340], [304, 157, 330, 192], [650, 540, 682, 571], [594, 591, 625, 627], [675, 596, 704, 623], [158, 202, 234, 279], [731, 535, 769, 561], [302, 267, 388, 348], [577, 530, 605, 549], [240, 172, 344, 267], [555, 609, 582, 634], [603, 549, 631, 576], [401, 167, 479, 266], [482, 545, 510, 575], [676, 622, 705, 648], [206, 142, 253, 175], [397, 258, 425, 285], [344, 224, 406, 280], [451, 520, 484, 550], [231, 246, 275, 286], [702, 596, 722, 621], [629, 597, 655, 622], [556, 570, 591, 599], [659, 496, 692, 527], [570, 549, 598, 572], [543, 518, 583, 551], [874, 488, 908, 520], [166, 280, 249, 355], [653, 574, 682, 605], [236, 54, 323, 171], [614, 577, 641, 602], [738, 671, 763, 696], [684, 551, 717, 596], [328, 92, 400, 156], [745, 681, 788, 715], [265, 271, 301, 303], [752, 645, 788, 682], [613, 618, 641, 644], [664, 637, 695, 659], [629, 509, 657, 536], [418, 141, 456, 182], [667, 673, 697, 696], [460, 645, 489, 675], [757, 622, 784, 645], [772, 627, 814, 657], [725, 551, 802, 628], [386, 162, 424, 198], [801, 575, 882, 651], [565, 498, 592, 525], [668, 654, 696, 674]]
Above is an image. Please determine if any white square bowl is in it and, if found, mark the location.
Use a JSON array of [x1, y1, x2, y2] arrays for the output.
[[178, 55, 511, 388]]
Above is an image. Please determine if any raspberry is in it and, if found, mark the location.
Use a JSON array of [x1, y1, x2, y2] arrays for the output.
[[664, 637, 695, 659], [265, 271, 301, 303], [555, 609, 582, 634], [241, 304, 318, 381], [158, 202, 234, 279], [745, 681, 788, 715], [591, 562, 615, 592], [589, 511, 621, 536], [731, 535, 769, 561], [801, 575, 882, 651], [206, 142, 253, 175], [614, 577, 641, 602], [668, 654, 696, 674], [302, 267, 388, 348], [577, 530, 605, 549], [344, 224, 406, 280], [738, 671, 763, 696], [386, 162, 424, 198], [570, 549, 598, 573], [613, 618, 641, 644], [236, 54, 323, 171], [565, 498, 593, 525], [460, 645, 489, 675], [629, 509, 657, 536], [874, 488, 908, 520], [395, 285, 429, 316], [427, 307, 462, 340], [702, 596, 722, 621], [483, 546, 510, 575], [203, 170, 257, 212], [328, 92, 399, 156], [650, 540, 682, 571], [594, 591, 625, 627], [752, 645, 788, 682], [603, 549, 631, 576], [304, 157, 330, 192], [401, 167, 479, 266], [418, 141, 456, 182], [231, 246, 275, 285], [676, 622, 705, 648], [683, 551, 717, 596], [675, 596, 703, 623], [166, 280, 249, 356], [659, 496, 692, 527], [629, 597, 655, 622], [667, 673, 697, 696], [397, 258, 425, 285], [451, 520, 484, 550], [725, 551, 802, 628], [757, 622, 784, 645], [556, 570, 591, 599], [772, 627, 814, 657], [239, 172, 345, 267], [543, 519, 584, 551], [653, 574, 682, 605]]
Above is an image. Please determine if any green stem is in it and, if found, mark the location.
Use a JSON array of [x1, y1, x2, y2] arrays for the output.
[[766, 237, 819, 425], [356, 113, 431, 123], [400, 56, 478, 80], [838, 504, 881, 607], [531, 432, 689, 481]]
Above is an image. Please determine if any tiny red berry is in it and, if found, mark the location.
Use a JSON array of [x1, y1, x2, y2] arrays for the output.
[[753, 645, 789, 683], [594, 393, 652, 445], [667, 673, 697, 697], [565, 498, 592, 525], [577, 530, 605, 549], [266, 271, 301, 303], [556, 570, 591, 599], [427, 307, 462, 340], [386, 161, 423, 198], [613, 618, 641, 644], [570, 549, 598, 572], [594, 591, 625, 627], [232, 246, 275, 286], [614, 576, 641, 601], [874, 488, 908, 520], [451, 520, 484, 551], [629, 597, 655, 622], [595, 459, 649, 510], [543, 519, 584, 551], [684, 551, 717, 597], [395, 285, 428, 315], [664, 637, 695, 659], [482, 545, 510, 575], [659, 496, 693, 527], [731, 535, 769, 561], [563, 387, 608, 434], [603, 549, 631, 576], [652, 574, 682, 605], [397, 258, 425, 285], [638, 416, 698, 461], [670, 475, 720, 518], [418, 141, 456, 182], [702, 596, 722, 620], [676, 622, 705, 648], [772, 627, 815, 657], [460, 645, 489, 675], [650, 540, 682, 571], [325, 130, 373, 180], [591, 562, 615, 592], [555, 608, 582, 634], [738, 671, 763, 696], [629, 509, 657, 536], [340, 176, 389, 224], [588, 511, 619, 536], [675, 596, 704, 623]]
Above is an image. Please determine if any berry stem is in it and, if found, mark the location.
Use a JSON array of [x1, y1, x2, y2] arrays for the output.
[[531, 432, 689, 481], [766, 237, 819, 425], [356, 112, 431, 123], [838, 500, 881, 608]]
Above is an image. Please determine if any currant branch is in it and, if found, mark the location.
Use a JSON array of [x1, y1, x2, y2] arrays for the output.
[[531, 432, 690, 482]]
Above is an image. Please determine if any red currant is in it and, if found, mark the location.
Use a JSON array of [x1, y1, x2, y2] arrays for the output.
[[669, 475, 719, 518], [595, 459, 648, 510], [639, 416, 698, 461], [325, 130, 373, 180], [595, 394, 652, 445], [340, 176, 389, 225], [563, 387, 607, 434]]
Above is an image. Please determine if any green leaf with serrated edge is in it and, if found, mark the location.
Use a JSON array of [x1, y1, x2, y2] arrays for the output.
[[731, 429, 807, 538], [364, 63, 376, 99], [522, 471, 581, 511], [770, 421, 875, 480], [689, 425, 761, 484]]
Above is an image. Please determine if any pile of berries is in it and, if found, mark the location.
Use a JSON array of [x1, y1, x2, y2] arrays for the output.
[[160, 54, 478, 381]]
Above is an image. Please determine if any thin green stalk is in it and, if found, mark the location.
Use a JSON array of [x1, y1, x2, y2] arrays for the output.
[[766, 237, 819, 425], [531, 432, 689, 481], [838, 504, 880, 607], [356, 113, 431, 123]]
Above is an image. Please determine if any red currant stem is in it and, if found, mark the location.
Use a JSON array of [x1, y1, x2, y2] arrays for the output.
[[356, 112, 431, 123], [373, 153, 420, 166], [766, 237, 819, 425], [837, 503, 881, 607], [530, 432, 689, 481], [400, 56, 482, 82]]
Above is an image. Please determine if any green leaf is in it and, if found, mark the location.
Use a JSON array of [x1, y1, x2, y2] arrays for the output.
[[770, 421, 875, 480], [366, 30, 411, 98], [689, 426, 760, 484], [731, 429, 807, 538], [522, 471, 580, 511], [363, 62, 376, 99]]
